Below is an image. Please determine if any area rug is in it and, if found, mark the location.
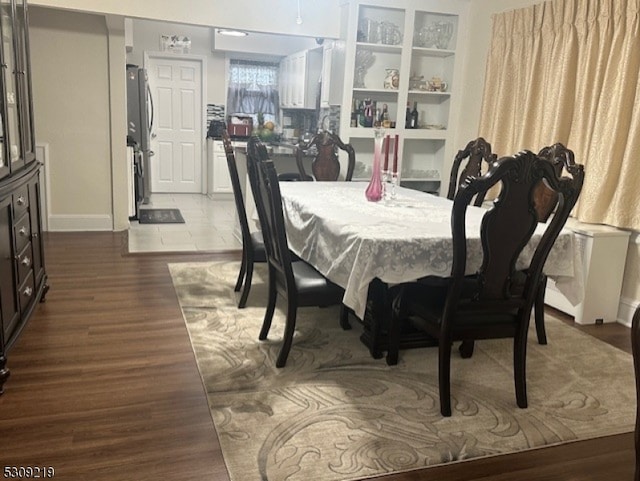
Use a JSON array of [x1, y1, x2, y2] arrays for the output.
[[169, 261, 636, 481], [138, 208, 185, 224]]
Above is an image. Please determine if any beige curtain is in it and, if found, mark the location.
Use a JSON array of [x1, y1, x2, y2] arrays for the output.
[[479, 0, 640, 230]]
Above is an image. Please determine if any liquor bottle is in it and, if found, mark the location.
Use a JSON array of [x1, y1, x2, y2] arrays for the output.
[[410, 101, 419, 129], [381, 103, 391, 128], [405, 102, 411, 129], [350, 98, 358, 127]]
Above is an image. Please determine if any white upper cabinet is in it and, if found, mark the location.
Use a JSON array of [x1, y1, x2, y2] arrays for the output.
[[320, 40, 345, 108], [279, 48, 323, 109]]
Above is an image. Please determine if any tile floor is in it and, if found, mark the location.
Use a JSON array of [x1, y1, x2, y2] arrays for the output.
[[128, 193, 242, 253]]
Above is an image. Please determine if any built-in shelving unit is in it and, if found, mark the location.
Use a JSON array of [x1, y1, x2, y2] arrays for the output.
[[340, 0, 468, 194]]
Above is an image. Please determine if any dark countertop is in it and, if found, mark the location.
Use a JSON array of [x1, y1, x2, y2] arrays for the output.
[[234, 141, 311, 158]]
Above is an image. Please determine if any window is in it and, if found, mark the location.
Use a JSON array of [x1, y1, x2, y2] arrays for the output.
[[227, 60, 279, 125]]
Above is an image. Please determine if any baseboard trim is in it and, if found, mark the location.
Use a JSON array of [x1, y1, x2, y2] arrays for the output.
[[48, 214, 113, 232]]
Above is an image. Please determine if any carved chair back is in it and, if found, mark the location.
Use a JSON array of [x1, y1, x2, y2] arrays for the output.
[[447, 137, 497, 206], [296, 131, 356, 181]]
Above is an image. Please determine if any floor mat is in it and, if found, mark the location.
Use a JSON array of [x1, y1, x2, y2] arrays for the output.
[[138, 208, 185, 224]]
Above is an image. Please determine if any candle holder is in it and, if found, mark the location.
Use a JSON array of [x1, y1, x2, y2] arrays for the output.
[[382, 169, 390, 200], [390, 172, 398, 200]]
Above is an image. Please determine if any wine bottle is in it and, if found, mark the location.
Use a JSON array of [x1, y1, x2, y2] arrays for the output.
[[405, 102, 411, 129], [410, 101, 419, 129]]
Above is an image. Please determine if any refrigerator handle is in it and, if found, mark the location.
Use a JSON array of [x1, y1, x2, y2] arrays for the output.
[[147, 83, 154, 136]]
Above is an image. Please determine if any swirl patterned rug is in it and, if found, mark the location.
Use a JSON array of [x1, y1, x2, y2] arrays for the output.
[[169, 261, 636, 481]]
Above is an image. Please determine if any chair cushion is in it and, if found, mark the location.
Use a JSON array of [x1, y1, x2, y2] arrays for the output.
[[250, 231, 267, 262], [403, 279, 519, 334], [292, 260, 344, 307]]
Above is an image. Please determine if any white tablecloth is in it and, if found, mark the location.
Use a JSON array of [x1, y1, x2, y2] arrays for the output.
[[279, 181, 583, 319]]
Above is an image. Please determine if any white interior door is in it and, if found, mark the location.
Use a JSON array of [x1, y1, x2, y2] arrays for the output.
[[147, 55, 204, 193]]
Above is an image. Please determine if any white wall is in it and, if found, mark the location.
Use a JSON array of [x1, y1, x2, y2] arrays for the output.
[[29, 0, 342, 39], [126, 20, 320, 107], [127, 20, 227, 106], [29, 6, 114, 231]]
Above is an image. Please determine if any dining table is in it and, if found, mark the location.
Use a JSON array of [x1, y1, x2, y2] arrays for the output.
[[278, 180, 584, 358]]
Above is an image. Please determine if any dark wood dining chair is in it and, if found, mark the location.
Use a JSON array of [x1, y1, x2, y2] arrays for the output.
[[530, 143, 581, 344], [446, 137, 497, 206], [632, 306, 640, 481], [386, 150, 584, 416], [296, 131, 356, 181], [246, 136, 347, 368], [222, 130, 267, 308]]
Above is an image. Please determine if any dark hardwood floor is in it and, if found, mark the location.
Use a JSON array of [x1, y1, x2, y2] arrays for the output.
[[0, 232, 634, 480]]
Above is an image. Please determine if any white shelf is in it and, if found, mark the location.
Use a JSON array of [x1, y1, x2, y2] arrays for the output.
[[411, 47, 455, 57], [408, 90, 451, 97], [356, 41, 403, 53], [353, 88, 400, 95]]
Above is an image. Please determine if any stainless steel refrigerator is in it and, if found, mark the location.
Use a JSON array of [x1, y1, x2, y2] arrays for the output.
[[126, 64, 154, 205]]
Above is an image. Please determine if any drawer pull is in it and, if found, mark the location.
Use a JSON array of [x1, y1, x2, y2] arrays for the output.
[[16, 195, 26, 206], [21, 256, 31, 267], [23, 286, 33, 297], [18, 226, 28, 236]]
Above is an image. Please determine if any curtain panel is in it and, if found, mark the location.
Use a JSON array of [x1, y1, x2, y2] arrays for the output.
[[227, 61, 280, 117], [479, 0, 640, 230]]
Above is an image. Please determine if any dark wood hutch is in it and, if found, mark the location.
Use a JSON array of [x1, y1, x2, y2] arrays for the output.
[[0, 0, 47, 393]]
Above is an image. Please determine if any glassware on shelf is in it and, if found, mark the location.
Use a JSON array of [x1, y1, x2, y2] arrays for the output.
[[354, 49, 375, 88], [415, 21, 454, 49], [365, 127, 385, 202], [357, 17, 379, 43], [379, 21, 402, 45]]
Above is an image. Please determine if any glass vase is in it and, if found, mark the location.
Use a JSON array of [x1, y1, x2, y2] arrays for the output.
[[365, 127, 385, 202]]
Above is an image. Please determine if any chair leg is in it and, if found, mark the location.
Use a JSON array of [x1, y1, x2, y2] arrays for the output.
[[238, 255, 255, 309], [535, 275, 548, 345], [439, 337, 453, 416], [259, 267, 277, 340], [459, 340, 475, 358], [385, 309, 401, 366], [234, 247, 247, 292], [339, 305, 352, 330], [276, 296, 298, 368], [514, 326, 529, 409]]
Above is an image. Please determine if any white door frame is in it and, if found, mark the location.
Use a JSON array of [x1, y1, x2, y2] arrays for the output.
[[143, 51, 208, 195]]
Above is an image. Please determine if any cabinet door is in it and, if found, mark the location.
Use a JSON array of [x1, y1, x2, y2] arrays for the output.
[[213, 153, 232, 193], [280, 56, 293, 108], [27, 176, 44, 286], [291, 52, 306, 107], [0, 0, 21, 173], [0, 196, 19, 342], [320, 46, 332, 108], [13, 0, 35, 164]]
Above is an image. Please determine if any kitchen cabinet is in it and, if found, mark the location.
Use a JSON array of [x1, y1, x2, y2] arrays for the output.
[[339, 0, 468, 195], [0, 0, 47, 394], [320, 40, 345, 108], [208, 139, 232, 194], [279, 48, 323, 109]]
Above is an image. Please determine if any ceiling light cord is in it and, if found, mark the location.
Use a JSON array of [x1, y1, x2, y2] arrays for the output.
[[296, 0, 302, 24]]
